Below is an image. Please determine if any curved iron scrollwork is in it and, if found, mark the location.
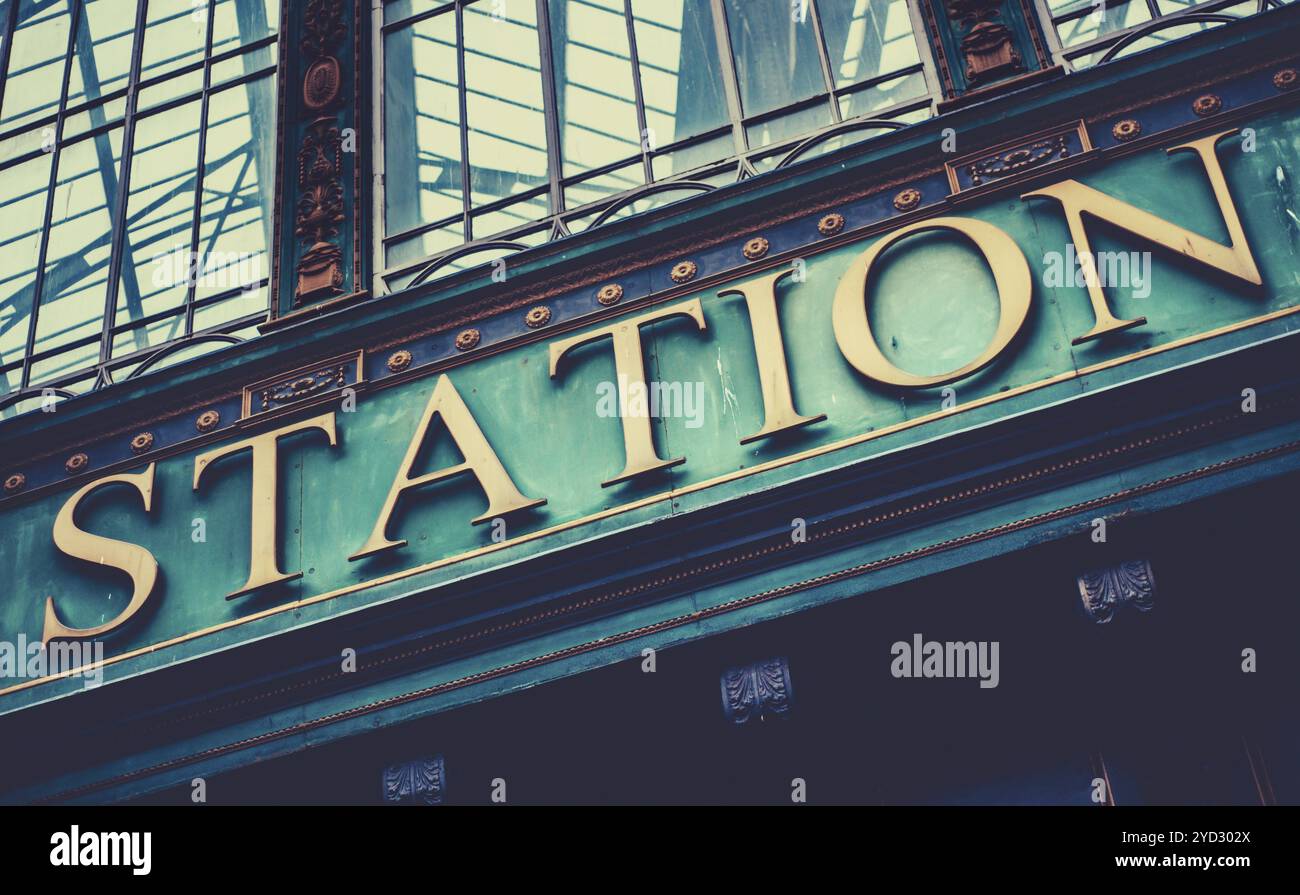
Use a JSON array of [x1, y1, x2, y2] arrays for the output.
[[390, 113, 918, 292], [585, 181, 717, 230], [1077, 559, 1156, 624], [1097, 14, 1242, 65], [1, 334, 247, 416], [407, 240, 530, 288], [0, 385, 80, 413], [122, 334, 245, 382], [720, 656, 794, 724], [775, 119, 907, 170]]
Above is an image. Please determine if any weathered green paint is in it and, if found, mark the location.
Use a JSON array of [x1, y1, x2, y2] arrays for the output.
[[3, 106, 1300, 690], [15, 390, 1300, 803]]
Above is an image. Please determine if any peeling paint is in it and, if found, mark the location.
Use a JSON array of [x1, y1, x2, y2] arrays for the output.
[[716, 347, 742, 442]]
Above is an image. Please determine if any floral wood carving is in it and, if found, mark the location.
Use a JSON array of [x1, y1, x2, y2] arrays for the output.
[[968, 134, 1070, 186], [304, 57, 342, 111], [301, 0, 347, 58], [296, 119, 343, 237], [258, 364, 349, 413], [295, 117, 346, 303], [296, 179, 344, 243]]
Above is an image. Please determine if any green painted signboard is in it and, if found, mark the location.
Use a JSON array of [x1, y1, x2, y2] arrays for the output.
[[4, 111, 1300, 699]]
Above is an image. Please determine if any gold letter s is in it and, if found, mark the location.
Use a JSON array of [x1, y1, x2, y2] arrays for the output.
[[45, 464, 159, 642]]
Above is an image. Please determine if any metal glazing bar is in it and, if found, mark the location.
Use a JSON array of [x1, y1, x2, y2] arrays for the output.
[[182, 0, 218, 336], [806, 0, 842, 123], [100, 0, 151, 364], [20, 0, 84, 389]]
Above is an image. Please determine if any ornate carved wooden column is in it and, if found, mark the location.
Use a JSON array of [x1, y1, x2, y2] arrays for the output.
[[920, 0, 1059, 110], [266, 0, 369, 328]]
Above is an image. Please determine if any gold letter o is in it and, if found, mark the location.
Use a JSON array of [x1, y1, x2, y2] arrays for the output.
[[831, 217, 1032, 388]]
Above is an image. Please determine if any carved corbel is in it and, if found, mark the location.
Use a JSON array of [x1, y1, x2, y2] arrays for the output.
[[720, 657, 794, 724], [382, 755, 446, 804]]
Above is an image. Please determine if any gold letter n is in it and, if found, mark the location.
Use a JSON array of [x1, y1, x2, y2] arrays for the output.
[[1023, 129, 1261, 344]]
